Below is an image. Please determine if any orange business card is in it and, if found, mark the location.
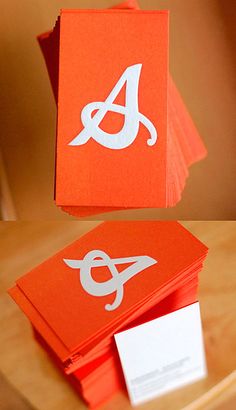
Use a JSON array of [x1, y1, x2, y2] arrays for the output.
[[9, 221, 208, 365], [56, 9, 169, 209], [38, 0, 206, 216]]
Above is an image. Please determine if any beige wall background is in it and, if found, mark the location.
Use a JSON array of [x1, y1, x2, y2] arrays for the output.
[[0, 0, 236, 220]]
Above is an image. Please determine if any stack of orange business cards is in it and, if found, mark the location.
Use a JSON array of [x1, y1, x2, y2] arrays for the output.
[[38, 0, 207, 218], [9, 221, 208, 408]]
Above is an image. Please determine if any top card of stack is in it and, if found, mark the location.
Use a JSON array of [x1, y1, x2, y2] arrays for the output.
[[38, 0, 207, 217], [9, 221, 208, 374]]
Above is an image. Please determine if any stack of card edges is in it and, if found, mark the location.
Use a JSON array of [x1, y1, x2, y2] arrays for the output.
[[9, 221, 208, 408], [37, 0, 207, 217]]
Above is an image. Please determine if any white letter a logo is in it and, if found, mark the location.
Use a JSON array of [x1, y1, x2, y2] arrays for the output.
[[68, 64, 157, 150], [64, 250, 157, 311]]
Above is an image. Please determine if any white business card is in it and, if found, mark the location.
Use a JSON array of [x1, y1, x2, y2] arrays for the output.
[[115, 302, 207, 406]]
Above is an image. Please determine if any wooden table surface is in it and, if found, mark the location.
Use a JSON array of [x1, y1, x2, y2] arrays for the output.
[[0, 0, 236, 220], [0, 221, 236, 409]]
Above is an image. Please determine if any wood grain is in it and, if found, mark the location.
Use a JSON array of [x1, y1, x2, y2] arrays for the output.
[[0, 221, 236, 409], [182, 371, 236, 410], [0, 0, 236, 220]]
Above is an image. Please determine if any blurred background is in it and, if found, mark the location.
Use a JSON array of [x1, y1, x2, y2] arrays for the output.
[[0, 221, 236, 409], [0, 0, 236, 220]]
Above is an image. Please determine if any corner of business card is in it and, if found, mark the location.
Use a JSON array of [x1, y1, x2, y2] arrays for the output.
[[114, 302, 207, 406]]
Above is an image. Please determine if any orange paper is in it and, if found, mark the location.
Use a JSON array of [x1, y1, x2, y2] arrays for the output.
[[9, 219, 208, 408], [56, 10, 168, 207], [9, 221, 208, 365], [38, 0, 207, 217]]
